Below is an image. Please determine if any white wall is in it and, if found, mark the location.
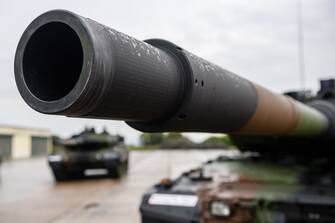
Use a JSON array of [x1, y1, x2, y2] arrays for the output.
[[0, 126, 51, 159]]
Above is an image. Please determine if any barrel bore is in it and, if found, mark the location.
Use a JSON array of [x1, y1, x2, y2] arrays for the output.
[[23, 22, 83, 101]]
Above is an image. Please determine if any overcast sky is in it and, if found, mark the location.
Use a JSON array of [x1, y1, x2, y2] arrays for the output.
[[0, 0, 334, 145]]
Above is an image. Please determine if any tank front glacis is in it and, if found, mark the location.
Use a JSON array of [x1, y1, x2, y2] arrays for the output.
[[48, 128, 128, 181], [140, 153, 335, 223], [200, 156, 335, 223], [140, 171, 207, 223], [140, 153, 243, 223]]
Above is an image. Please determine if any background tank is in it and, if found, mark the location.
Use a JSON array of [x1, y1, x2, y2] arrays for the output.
[[48, 127, 128, 181]]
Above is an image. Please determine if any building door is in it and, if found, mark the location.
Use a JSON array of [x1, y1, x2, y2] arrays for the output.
[[0, 135, 12, 158], [31, 137, 48, 156]]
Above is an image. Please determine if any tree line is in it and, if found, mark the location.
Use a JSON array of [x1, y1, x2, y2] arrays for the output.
[[140, 133, 234, 149]]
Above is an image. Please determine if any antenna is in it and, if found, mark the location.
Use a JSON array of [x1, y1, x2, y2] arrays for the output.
[[297, 0, 306, 89]]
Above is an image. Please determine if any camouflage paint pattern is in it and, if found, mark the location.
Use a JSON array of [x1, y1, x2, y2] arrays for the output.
[[196, 159, 331, 223], [236, 84, 328, 136]]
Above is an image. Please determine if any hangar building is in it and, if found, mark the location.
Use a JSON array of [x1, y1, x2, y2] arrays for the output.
[[0, 125, 51, 159]]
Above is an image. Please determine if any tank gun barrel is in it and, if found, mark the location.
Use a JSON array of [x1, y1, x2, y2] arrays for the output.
[[14, 10, 335, 137]]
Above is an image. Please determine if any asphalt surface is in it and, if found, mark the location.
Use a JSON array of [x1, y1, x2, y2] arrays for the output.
[[0, 150, 224, 223]]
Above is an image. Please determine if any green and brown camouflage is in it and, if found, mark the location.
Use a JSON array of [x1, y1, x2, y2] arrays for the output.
[[139, 150, 335, 223], [197, 155, 335, 223]]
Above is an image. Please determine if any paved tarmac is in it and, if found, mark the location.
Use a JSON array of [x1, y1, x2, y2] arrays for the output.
[[0, 150, 224, 223]]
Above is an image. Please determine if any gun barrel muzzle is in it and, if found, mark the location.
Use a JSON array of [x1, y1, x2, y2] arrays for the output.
[[15, 10, 335, 136]]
